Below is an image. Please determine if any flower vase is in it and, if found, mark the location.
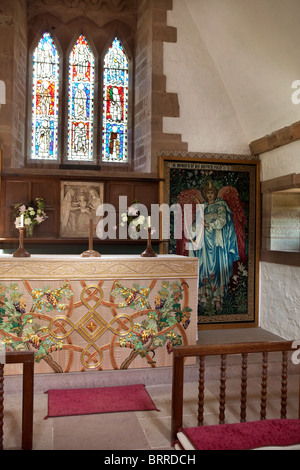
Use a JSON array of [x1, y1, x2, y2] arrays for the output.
[[26, 224, 34, 238]]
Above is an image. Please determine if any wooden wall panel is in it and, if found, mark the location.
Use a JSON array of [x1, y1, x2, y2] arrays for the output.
[[107, 182, 133, 210], [31, 181, 58, 204], [31, 180, 59, 238], [3, 180, 31, 237], [4, 180, 30, 205], [0, 175, 159, 241], [134, 182, 158, 208]]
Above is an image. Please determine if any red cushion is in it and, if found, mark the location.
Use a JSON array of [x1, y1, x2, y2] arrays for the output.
[[180, 419, 300, 450]]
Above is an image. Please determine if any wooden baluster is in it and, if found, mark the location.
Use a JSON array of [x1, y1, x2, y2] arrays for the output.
[[0, 363, 3, 450], [198, 355, 205, 426], [298, 376, 300, 419], [260, 351, 268, 420], [22, 360, 34, 450], [240, 352, 248, 422], [299, 374, 300, 420], [171, 355, 184, 442], [219, 354, 226, 424], [280, 350, 288, 419]]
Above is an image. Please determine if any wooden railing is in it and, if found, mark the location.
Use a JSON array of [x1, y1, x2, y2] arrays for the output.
[[0, 351, 34, 450], [171, 341, 298, 442]]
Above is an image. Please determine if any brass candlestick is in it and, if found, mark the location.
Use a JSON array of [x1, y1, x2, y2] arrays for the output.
[[141, 227, 157, 257], [81, 219, 101, 258], [13, 227, 31, 258]]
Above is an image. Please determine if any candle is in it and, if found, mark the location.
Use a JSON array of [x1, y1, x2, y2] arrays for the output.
[[89, 218, 93, 250], [20, 214, 24, 227], [147, 216, 151, 228]]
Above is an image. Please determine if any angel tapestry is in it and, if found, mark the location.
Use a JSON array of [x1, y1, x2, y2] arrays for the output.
[[159, 156, 260, 327]]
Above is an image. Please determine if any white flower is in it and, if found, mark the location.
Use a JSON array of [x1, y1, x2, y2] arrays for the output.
[[14, 216, 21, 227], [36, 215, 44, 223], [136, 215, 145, 225], [128, 205, 139, 216]]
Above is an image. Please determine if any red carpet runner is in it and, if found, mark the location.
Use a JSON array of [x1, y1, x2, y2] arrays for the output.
[[45, 383, 159, 418]]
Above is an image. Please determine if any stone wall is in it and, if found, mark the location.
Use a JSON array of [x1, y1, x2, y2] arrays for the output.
[[0, 0, 186, 174], [134, 0, 152, 172], [0, 0, 27, 169], [134, 0, 187, 173]]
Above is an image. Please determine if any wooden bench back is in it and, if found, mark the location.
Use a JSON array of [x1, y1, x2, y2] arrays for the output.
[[0, 351, 34, 450], [171, 341, 298, 441]]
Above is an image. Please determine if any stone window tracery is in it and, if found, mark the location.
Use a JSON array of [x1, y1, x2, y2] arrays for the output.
[[30, 32, 129, 165]]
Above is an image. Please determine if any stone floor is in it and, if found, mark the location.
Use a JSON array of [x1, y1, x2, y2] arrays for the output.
[[2, 328, 299, 450]]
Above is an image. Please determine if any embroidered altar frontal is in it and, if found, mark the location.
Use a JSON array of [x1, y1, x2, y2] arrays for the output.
[[0, 255, 198, 374]]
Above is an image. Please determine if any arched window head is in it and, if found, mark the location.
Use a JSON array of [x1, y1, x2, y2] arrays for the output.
[[31, 32, 60, 160], [102, 37, 129, 163], [68, 34, 95, 161]]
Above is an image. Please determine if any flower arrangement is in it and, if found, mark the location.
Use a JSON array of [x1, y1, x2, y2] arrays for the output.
[[120, 200, 155, 240], [14, 197, 47, 236]]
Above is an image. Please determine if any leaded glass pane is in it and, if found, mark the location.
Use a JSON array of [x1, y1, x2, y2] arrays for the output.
[[102, 37, 128, 163], [31, 32, 59, 160], [68, 34, 95, 161]]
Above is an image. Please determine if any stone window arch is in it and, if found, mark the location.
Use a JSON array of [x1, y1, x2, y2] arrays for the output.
[[27, 23, 133, 168]]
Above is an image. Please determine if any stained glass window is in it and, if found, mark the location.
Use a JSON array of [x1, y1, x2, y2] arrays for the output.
[[68, 34, 95, 161], [31, 32, 59, 160], [102, 37, 129, 163], [30, 34, 130, 165]]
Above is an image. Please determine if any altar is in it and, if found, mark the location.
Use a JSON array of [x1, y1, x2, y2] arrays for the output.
[[0, 255, 198, 374]]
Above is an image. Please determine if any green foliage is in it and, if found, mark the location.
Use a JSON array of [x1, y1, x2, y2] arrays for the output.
[[221, 263, 248, 315], [14, 197, 47, 228], [111, 280, 192, 364], [0, 282, 73, 363]]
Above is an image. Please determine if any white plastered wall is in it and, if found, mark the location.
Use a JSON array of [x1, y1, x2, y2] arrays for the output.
[[163, 0, 249, 155], [260, 143, 300, 339], [163, 0, 300, 339]]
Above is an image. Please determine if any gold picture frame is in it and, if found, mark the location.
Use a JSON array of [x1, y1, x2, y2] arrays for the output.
[[159, 155, 260, 329]]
